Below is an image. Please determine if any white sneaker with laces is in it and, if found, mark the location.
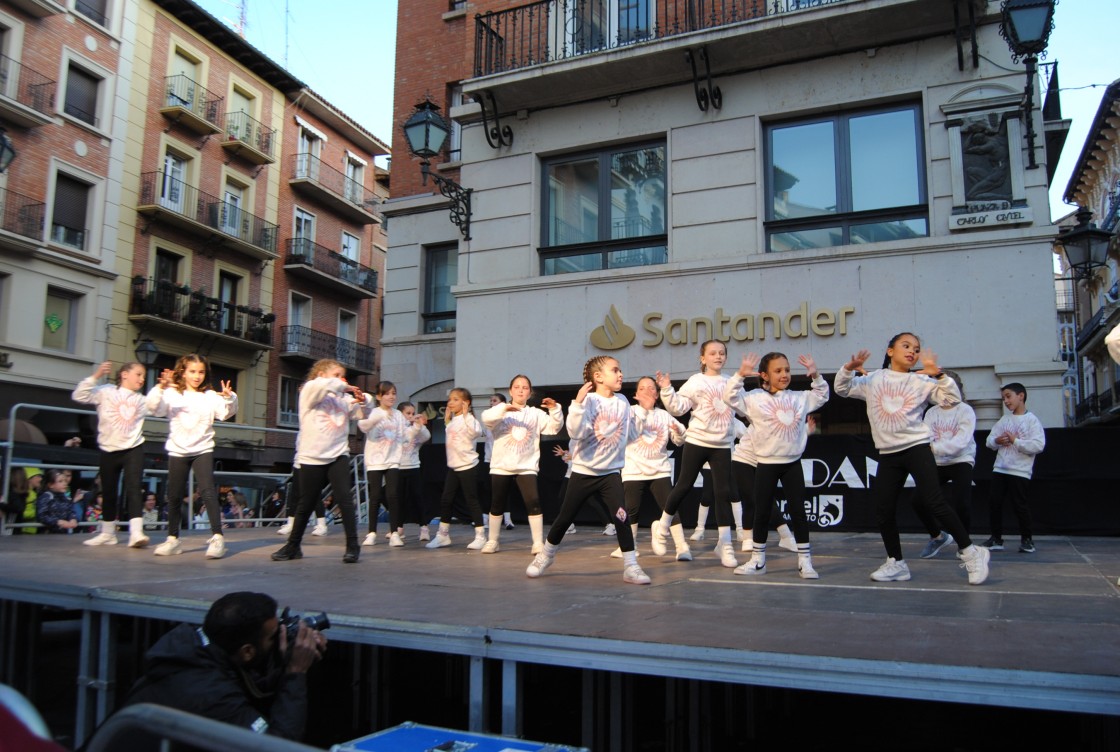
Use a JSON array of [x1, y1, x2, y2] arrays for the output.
[[798, 558, 820, 579], [467, 532, 487, 550], [84, 522, 118, 546], [153, 536, 182, 556], [870, 557, 911, 582], [427, 532, 452, 549], [734, 552, 766, 575], [649, 520, 668, 556], [623, 564, 651, 584], [389, 532, 404, 547], [362, 532, 377, 546], [278, 517, 293, 535], [311, 519, 328, 537], [205, 534, 226, 559], [481, 540, 499, 554], [719, 542, 738, 568], [419, 525, 430, 542], [128, 518, 150, 548], [526, 551, 554, 577], [689, 527, 706, 542], [602, 523, 616, 536], [958, 545, 991, 585]]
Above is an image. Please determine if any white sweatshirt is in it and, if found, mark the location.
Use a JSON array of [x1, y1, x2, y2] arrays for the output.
[[660, 373, 737, 449], [732, 423, 758, 467], [924, 402, 977, 466], [293, 377, 365, 466], [445, 412, 483, 471], [358, 406, 409, 471], [833, 367, 960, 454], [481, 402, 564, 475], [1106, 322, 1120, 365], [567, 393, 642, 476], [723, 373, 828, 464], [72, 378, 149, 452], [145, 386, 237, 457], [622, 405, 685, 482], [400, 422, 430, 470], [985, 411, 1045, 479]]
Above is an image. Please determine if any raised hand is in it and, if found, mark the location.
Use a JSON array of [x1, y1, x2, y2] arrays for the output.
[[540, 397, 557, 410], [94, 361, 112, 380], [575, 381, 594, 404], [844, 349, 871, 372], [219, 380, 234, 398], [157, 369, 175, 389], [798, 354, 818, 379], [654, 371, 671, 389], [919, 348, 940, 376], [737, 353, 760, 378]]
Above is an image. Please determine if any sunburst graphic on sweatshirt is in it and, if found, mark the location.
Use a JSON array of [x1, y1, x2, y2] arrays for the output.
[[581, 401, 626, 462], [315, 393, 350, 438], [631, 418, 668, 459], [871, 380, 920, 435], [926, 413, 961, 444], [756, 393, 804, 445], [496, 415, 537, 457], [104, 390, 145, 436], [694, 379, 734, 437]]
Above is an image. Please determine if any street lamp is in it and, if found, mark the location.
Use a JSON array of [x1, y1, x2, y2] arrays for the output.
[[134, 336, 160, 390], [402, 100, 472, 241], [1056, 207, 1112, 281], [0, 128, 16, 173], [998, 0, 1057, 170]]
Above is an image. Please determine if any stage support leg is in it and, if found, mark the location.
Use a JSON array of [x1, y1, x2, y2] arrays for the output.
[[501, 659, 521, 737]]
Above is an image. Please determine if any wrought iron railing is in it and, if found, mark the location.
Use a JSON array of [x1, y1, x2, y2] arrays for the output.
[[285, 238, 378, 294], [0, 53, 57, 115], [0, 186, 45, 241], [1074, 393, 1099, 423], [75, 0, 108, 26], [1075, 306, 1106, 349], [290, 153, 375, 209], [139, 171, 278, 255], [162, 74, 224, 128], [225, 110, 274, 157], [130, 276, 274, 345], [279, 325, 375, 372], [474, 0, 848, 76]]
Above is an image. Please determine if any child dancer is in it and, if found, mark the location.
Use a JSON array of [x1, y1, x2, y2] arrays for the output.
[[731, 424, 799, 554], [398, 402, 431, 541], [620, 376, 689, 560], [147, 354, 237, 559], [427, 388, 486, 549], [480, 376, 563, 554], [526, 356, 650, 584], [915, 370, 975, 558], [724, 352, 829, 578], [72, 361, 152, 547], [358, 382, 409, 547], [272, 359, 366, 563], [834, 333, 990, 585], [984, 382, 1045, 553], [650, 340, 738, 568]]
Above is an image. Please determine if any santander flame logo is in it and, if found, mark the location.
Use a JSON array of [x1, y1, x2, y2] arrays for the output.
[[589, 305, 636, 351]]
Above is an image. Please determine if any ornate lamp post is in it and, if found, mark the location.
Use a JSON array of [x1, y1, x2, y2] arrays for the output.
[[402, 100, 472, 240], [1056, 207, 1112, 281], [998, 0, 1057, 170]]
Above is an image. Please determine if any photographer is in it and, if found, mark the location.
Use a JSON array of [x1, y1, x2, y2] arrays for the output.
[[119, 592, 326, 741]]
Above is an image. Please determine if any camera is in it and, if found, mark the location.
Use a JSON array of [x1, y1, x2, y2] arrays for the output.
[[279, 607, 330, 643]]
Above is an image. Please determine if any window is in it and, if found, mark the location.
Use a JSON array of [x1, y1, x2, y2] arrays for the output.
[[51, 174, 90, 250], [447, 86, 463, 163], [337, 310, 357, 363], [339, 231, 360, 284], [221, 182, 244, 238], [424, 244, 457, 334], [344, 156, 364, 203], [340, 232, 360, 262], [296, 127, 322, 180], [765, 104, 928, 252], [74, 0, 109, 27], [290, 293, 310, 327], [541, 142, 667, 275], [43, 288, 79, 352], [279, 376, 300, 427], [64, 64, 100, 126], [292, 208, 315, 259], [218, 271, 240, 334], [155, 249, 181, 283], [160, 152, 187, 213], [568, 0, 652, 51]]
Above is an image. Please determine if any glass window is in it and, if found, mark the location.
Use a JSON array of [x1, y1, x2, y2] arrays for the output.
[[542, 141, 666, 275], [766, 104, 926, 252], [424, 244, 457, 334], [51, 174, 90, 250], [43, 288, 78, 352], [75, 0, 109, 27], [64, 64, 100, 126], [279, 376, 299, 427]]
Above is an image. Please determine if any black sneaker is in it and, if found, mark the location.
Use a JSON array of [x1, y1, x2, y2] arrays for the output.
[[1019, 538, 1036, 553], [982, 537, 1004, 551]]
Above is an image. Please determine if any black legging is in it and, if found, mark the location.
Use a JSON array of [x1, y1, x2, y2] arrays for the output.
[[731, 462, 789, 535], [288, 456, 357, 545], [663, 443, 732, 526], [912, 462, 974, 535], [399, 467, 426, 524], [752, 461, 810, 545], [284, 469, 327, 520], [366, 468, 401, 532], [546, 472, 634, 551], [99, 444, 144, 521], [166, 452, 220, 536], [623, 476, 675, 524], [874, 444, 972, 560], [490, 474, 541, 516], [439, 465, 483, 527], [988, 472, 1032, 540]]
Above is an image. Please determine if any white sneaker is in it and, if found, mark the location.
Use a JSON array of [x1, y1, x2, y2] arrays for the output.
[[623, 564, 651, 585], [389, 532, 404, 547], [362, 532, 377, 546], [128, 519, 150, 548], [205, 534, 226, 559], [602, 523, 616, 536], [718, 542, 738, 568], [734, 555, 766, 575], [426, 532, 452, 549], [779, 536, 798, 553], [959, 545, 991, 586], [798, 559, 820, 579], [526, 551, 554, 577], [649, 520, 668, 556], [675, 547, 693, 562], [870, 557, 911, 582], [481, 540, 500, 553], [419, 525, 431, 542], [566, 523, 577, 534], [467, 533, 487, 550], [311, 520, 328, 537], [741, 538, 753, 553], [84, 525, 118, 547], [153, 536, 181, 556], [277, 518, 293, 535], [689, 527, 706, 542]]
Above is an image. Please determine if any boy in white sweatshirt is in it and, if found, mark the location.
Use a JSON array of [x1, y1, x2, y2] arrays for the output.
[[983, 383, 1045, 553]]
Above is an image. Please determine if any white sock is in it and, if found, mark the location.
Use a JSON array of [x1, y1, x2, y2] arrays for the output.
[[731, 501, 743, 530], [488, 515, 503, 542], [695, 504, 709, 531]]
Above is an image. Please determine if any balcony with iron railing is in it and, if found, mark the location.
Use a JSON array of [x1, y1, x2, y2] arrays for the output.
[[222, 110, 275, 165], [1074, 393, 1099, 425], [7, 0, 65, 18], [1075, 306, 1107, 351], [128, 276, 274, 350], [0, 186, 46, 252], [289, 153, 381, 225], [137, 171, 279, 261], [470, 0, 960, 112], [283, 238, 378, 299], [278, 325, 375, 374], [0, 53, 57, 127], [159, 74, 224, 135]]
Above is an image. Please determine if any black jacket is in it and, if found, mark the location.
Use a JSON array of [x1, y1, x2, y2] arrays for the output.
[[122, 624, 308, 741]]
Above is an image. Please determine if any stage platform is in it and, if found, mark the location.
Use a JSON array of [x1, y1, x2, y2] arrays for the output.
[[1, 525, 1118, 742]]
